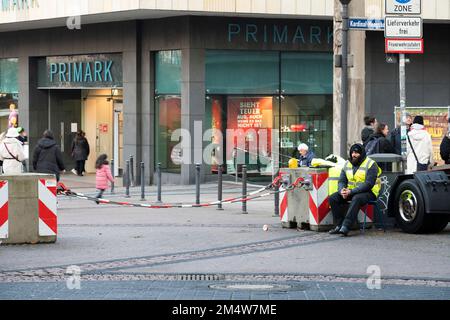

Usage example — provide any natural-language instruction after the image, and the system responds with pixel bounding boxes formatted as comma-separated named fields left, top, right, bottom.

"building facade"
left=0, top=0, right=449, bottom=184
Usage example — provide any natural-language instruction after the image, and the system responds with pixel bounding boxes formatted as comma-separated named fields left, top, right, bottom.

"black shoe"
left=328, top=226, right=341, bottom=235
left=339, top=226, right=350, bottom=237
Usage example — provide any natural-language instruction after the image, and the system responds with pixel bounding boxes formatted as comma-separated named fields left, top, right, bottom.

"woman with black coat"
left=367, top=123, right=395, bottom=171
left=32, top=130, right=65, bottom=181
left=71, top=130, right=90, bottom=176
left=440, top=134, right=450, bottom=165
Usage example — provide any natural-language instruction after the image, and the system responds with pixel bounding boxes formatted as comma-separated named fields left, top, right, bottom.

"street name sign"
left=385, top=16, right=422, bottom=38
left=385, top=38, right=423, bottom=54
left=349, top=18, right=384, bottom=31
left=386, top=0, right=421, bottom=15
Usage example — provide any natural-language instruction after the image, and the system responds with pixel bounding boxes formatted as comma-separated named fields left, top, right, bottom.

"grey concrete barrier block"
left=0, top=173, right=57, bottom=245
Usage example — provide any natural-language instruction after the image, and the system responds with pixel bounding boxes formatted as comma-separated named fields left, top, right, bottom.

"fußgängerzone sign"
left=37, top=54, right=123, bottom=89
left=386, top=0, right=421, bottom=15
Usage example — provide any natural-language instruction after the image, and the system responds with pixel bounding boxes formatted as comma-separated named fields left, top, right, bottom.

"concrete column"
left=141, top=49, right=153, bottom=185
left=333, top=0, right=367, bottom=156
left=180, top=48, right=206, bottom=185
left=123, top=22, right=142, bottom=182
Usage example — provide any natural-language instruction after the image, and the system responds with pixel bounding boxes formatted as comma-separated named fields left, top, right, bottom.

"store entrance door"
left=83, top=89, right=123, bottom=174
left=48, top=90, right=82, bottom=170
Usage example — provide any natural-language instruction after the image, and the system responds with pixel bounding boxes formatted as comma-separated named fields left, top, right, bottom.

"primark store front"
left=0, top=13, right=333, bottom=184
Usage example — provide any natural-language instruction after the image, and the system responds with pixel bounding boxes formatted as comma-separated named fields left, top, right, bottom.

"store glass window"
left=0, top=58, right=19, bottom=132
left=155, top=51, right=182, bottom=172
left=205, top=50, right=333, bottom=176
left=205, top=50, right=279, bottom=95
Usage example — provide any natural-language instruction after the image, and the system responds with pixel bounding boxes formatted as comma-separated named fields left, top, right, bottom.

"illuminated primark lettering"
left=1, top=0, right=39, bottom=11
left=49, top=61, right=114, bottom=83
left=228, top=23, right=333, bottom=45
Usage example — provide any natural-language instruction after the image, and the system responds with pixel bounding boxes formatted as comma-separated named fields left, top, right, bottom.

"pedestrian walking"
left=32, top=130, right=65, bottom=181
left=406, top=116, right=434, bottom=174
left=95, top=154, right=114, bottom=204
left=71, top=130, right=90, bottom=176
left=389, top=113, right=413, bottom=155
left=0, top=127, right=26, bottom=174
left=361, top=115, right=377, bottom=147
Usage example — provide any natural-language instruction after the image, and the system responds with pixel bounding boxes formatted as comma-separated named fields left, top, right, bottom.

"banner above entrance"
left=37, top=54, right=123, bottom=89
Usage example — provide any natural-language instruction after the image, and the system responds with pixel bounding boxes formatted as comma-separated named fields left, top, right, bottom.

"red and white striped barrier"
left=358, top=204, right=374, bottom=224
left=38, top=179, right=58, bottom=236
left=0, top=181, right=8, bottom=239
left=279, top=184, right=288, bottom=223
left=308, top=171, right=333, bottom=229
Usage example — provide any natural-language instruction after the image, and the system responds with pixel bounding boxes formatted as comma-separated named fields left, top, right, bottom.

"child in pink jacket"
left=95, top=154, right=114, bottom=204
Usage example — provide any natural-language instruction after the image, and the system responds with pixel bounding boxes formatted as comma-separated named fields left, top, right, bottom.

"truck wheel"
left=394, top=180, right=427, bottom=234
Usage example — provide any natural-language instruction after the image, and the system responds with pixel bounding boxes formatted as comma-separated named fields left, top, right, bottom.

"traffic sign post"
left=384, top=0, right=422, bottom=167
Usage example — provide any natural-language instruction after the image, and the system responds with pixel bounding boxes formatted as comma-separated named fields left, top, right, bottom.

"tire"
left=394, top=180, right=427, bottom=234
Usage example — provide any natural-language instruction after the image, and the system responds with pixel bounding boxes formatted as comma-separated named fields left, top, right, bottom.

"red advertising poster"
left=226, top=97, right=273, bottom=169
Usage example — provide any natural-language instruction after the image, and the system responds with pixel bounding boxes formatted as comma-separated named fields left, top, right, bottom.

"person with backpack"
left=365, top=123, right=395, bottom=171
left=406, top=116, right=434, bottom=174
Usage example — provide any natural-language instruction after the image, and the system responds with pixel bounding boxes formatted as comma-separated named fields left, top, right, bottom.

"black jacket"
left=33, top=138, right=65, bottom=176
left=389, top=127, right=402, bottom=155
left=368, top=133, right=395, bottom=154
left=440, top=136, right=450, bottom=164
left=71, top=137, right=90, bottom=161
left=361, top=127, right=374, bottom=147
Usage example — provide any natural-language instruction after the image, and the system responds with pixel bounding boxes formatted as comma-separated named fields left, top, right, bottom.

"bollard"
left=110, top=159, right=115, bottom=194
left=242, top=165, right=248, bottom=214
left=217, top=164, right=223, bottom=210
left=273, top=170, right=279, bottom=217
left=130, top=155, right=135, bottom=187
left=140, top=162, right=146, bottom=201
left=157, top=162, right=162, bottom=203
left=195, top=164, right=201, bottom=205
left=125, top=160, right=131, bottom=198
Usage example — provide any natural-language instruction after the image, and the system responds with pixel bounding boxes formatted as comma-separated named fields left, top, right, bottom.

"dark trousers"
left=96, top=189, right=105, bottom=199
left=76, top=160, right=86, bottom=175
left=329, top=191, right=376, bottom=229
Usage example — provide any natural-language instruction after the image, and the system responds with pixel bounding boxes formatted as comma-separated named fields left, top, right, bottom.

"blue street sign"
left=349, top=18, right=385, bottom=31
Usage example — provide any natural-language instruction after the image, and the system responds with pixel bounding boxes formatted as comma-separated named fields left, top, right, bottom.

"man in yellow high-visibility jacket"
left=328, top=143, right=381, bottom=236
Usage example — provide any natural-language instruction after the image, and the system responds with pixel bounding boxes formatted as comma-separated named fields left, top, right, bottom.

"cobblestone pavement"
left=1, top=183, right=450, bottom=300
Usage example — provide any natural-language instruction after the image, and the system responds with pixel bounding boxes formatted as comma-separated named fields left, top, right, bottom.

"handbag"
left=407, top=135, right=429, bottom=171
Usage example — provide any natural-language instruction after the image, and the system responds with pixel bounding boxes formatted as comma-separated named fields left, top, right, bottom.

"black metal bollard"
left=140, top=162, right=146, bottom=201
left=110, top=159, right=115, bottom=194
left=125, top=160, right=131, bottom=198
left=217, top=164, right=223, bottom=210
left=195, top=164, right=201, bottom=205
left=130, top=155, right=135, bottom=187
left=157, top=162, right=162, bottom=203
left=273, top=170, right=279, bottom=217
left=242, top=165, right=248, bottom=214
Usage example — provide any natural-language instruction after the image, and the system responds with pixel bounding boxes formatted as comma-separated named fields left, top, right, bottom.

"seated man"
left=328, top=143, right=381, bottom=236
left=297, top=143, right=315, bottom=167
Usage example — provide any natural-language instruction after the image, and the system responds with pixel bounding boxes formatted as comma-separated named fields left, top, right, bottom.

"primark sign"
left=37, top=54, right=123, bottom=89
left=1, top=0, right=39, bottom=11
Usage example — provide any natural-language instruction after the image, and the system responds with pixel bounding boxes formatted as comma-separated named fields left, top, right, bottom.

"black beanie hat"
left=413, top=115, right=424, bottom=125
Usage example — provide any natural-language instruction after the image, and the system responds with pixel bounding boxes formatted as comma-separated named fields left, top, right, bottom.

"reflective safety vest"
left=328, top=166, right=343, bottom=196
left=343, top=157, right=382, bottom=197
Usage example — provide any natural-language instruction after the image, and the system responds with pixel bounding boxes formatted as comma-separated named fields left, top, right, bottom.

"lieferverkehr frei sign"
left=385, top=16, right=422, bottom=38
left=1, top=0, right=39, bottom=11
left=37, top=54, right=123, bottom=89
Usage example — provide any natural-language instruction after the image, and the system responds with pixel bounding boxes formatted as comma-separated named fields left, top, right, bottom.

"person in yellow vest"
left=328, top=143, right=381, bottom=236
